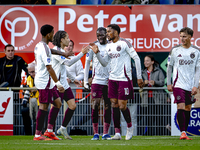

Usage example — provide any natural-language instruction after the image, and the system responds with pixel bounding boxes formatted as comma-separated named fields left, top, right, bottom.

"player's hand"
left=55, top=81, right=65, bottom=93
left=191, top=87, right=197, bottom=95
left=81, top=45, right=90, bottom=54
left=167, top=85, right=173, bottom=92
left=137, top=79, right=144, bottom=88
left=74, top=79, right=82, bottom=87
left=63, top=51, right=73, bottom=58
left=89, top=43, right=99, bottom=54
left=84, top=81, right=90, bottom=91
left=67, top=78, right=71, bottom=84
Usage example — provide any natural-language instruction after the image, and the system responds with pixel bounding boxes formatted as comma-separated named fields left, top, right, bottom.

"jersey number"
left=124, top=88, right=129, bottom=95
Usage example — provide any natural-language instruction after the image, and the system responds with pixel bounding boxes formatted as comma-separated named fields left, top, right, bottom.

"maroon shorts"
left=173, top=87, right=196, bottom=105
left=59, top=87, right=74, bottom=102
left=38, top=86, right=60, bottom=104
left=91, top=84, right=108, bottom=99
left=108, top=79, right=134, bottom=100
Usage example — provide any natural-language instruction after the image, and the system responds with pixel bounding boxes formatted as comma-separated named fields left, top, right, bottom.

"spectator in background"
left=64, top=40, right=84, bottom=87
left=0, top=44, right=29, bottom=135
left=0, top=44, right=29, bottom=88
left=21, top=62, right=39, bottom=135
left=140, top=55, right=165, bottom=135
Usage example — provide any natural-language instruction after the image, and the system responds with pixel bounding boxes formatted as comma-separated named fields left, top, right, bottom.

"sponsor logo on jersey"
left=47, top=58, right=51, bottom=63
left=92, top=92, right=96, bottom=97
left=61, top=56, right=65, bottom=59
left=177, top=54, right=182, bottom=57
left=116, top=46, right=121, bottom=51
left=190, top=53, right=195, bottom=59
left=179, top=59, right=194, bottom=65
left=109, top=53, right=120, bottom=59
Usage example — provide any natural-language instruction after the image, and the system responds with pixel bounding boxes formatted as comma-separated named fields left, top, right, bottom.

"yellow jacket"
left=26, top=75, right=39, bottom=106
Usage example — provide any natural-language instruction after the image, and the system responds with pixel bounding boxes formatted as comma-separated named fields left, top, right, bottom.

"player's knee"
left=92, top=102, right=100, bottom=110
left=119, top=105, right=126, bottom=111
left=111, top=102, right=118, bottom=108
left=69, top=103, right=76, bottom=110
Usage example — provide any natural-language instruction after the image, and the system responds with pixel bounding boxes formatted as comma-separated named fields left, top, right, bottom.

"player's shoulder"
left=169, top=44, right=182, bottom=55
left=191, top=45, right=200, bottom=52
left=119, top=38, right=132, bottom=48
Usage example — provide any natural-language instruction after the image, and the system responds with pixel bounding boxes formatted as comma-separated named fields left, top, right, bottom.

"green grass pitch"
left=0, top=135, right=200, bottom=150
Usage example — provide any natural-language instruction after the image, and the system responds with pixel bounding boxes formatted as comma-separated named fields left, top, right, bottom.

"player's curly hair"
left=97, top=27, right=106, bottom=33
left=52, top=31, right=67, bottom=48
left=107, top=24, right=120, bottom=35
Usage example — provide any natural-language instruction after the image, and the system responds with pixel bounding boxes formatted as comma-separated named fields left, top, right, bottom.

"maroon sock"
left=92, top=123, right=98, bottom=134
left=104, top=106, right=111, bottom=124
left=91, top=108, right=98, bottom=123
left=112, top=107, right=121, bottom=133
left=35, top=109, right=48, bottom=134
left=62, top=108, right=75, bottom=127
left=177, top=109, right=186, bottom=132
left=48, top=106, right=60, bottom=130
left=185, top=110, right=191, bottom=131
left=121, top=107, right=132, bottom=128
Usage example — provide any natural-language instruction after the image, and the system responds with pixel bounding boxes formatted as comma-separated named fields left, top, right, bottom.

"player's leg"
left=183, top=91, right=194, bottom=140
left=108, top=80, right=121, bottom=140
left=34, top=103, right=51, bottom=140
left=90, top=84, right=107, bottom=140
left=118, top=100, right=133, bottom=140
left=102, top=85, right=111, bottom=140
left=111, top=98, right=121, bottom=140
left=34, top=89, right=52, bottom=141
left=91, top=97, right=101, bottom=140
left=44, top=87, right=62, bottom=140
left=118, top=80, right=134, bottom=140
left=173, top=88, right=188, bottom=140
left=57, top=88, right=75, bottom=140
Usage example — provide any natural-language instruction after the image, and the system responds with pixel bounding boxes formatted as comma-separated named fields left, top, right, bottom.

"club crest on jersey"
left=190, top=53, right=195, bottom=59
left=116, top=46, right=121, bottom=51
left=86, top=53, right=89, bottom=57
left=177, top=95, right=181, bottom=100
left=47, top=58, right=51, bottom=63
left=61, top=56, right=65, bottom=59
left=92, top=92, right=96, bottom=97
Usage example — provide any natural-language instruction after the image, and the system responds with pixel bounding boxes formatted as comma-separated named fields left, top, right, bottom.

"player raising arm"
left=84, top=27, right=112, bottom=140
left=51, top=30, right=89, bottom=140
left=90, top=24, right=143, bottom=140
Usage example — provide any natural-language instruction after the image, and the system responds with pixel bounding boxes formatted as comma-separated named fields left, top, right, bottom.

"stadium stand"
left=80, top=0, right=102, bottom=4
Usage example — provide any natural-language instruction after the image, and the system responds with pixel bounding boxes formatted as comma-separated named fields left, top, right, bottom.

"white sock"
left=61, top=126, right=66, bottom=129
left=182, top=131, right=186, bottom=134
left=116, top=133, right=121, bottom=136
left=47, top=129, right=53, bottom=132
left=35, top=134, right=40, bottom=138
